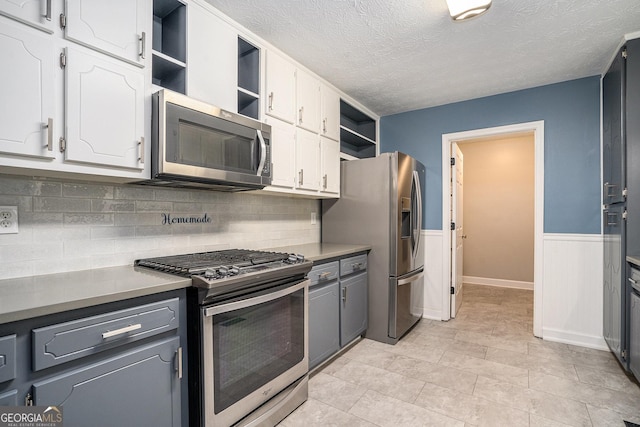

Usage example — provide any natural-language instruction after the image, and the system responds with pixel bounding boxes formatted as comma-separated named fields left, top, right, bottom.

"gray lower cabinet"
left=630, top=290, right=640, bottom=380
left=0, top=389, right=17, bottom=405
left=340, top=272, right=368, bottom=346
left=309, top=282, right=340, bottom=369
left=308, top=253, right=368, bottom=370
left=33, top=336, right=181, bottom=427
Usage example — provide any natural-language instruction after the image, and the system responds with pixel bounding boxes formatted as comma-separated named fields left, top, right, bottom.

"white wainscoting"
left=463, top=276, right=534, bottom=290
left=542, top=233, right=607, bottom=350
left=424, top=230, right=606, bottom=350
left=423, top=230, right=444, bottom=320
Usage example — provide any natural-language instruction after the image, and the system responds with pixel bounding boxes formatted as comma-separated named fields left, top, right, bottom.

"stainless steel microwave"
left=144, top=89, right=271, bottom=191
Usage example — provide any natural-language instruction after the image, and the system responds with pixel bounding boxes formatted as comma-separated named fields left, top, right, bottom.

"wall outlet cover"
left=0, top=206, right=18, bottom=234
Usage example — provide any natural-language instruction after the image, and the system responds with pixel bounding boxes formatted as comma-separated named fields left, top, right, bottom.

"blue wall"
left=380, top=76, right=601, bottom=233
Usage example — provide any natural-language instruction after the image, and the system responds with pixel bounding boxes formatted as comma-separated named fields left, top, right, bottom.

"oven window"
left=212, top=288, right=305, bottom=414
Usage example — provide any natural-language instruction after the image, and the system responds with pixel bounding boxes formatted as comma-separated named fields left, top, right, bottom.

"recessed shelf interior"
left=153, top=0, right=186, bottom=93
left=340, top=100, right=376, bottom=159
left=238, top=37, right=259, bottom=119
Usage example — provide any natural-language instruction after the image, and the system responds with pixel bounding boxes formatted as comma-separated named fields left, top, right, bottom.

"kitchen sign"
left=161, top=213, right=212, bottom=225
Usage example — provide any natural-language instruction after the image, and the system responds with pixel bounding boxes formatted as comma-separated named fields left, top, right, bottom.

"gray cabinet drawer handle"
left=319, top=271, right=331, bottom=279
left=629, top=277, right=638, bottom=285
left=352, top=262, right=363, bottom=270
left=102, top=323, right=142, bottom=339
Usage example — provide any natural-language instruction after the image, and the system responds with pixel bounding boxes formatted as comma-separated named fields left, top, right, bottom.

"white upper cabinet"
left=187, top=1, right=236, bottom=111
left=265, top=50, right=296, bottom=124
left=0, top=0, right=55, bottom=33
left=295, top=128, right=320, bottom=191
left=296, top=68, right=321, bottom=133
left=0, top=19, right=56, bottom=159
left=320, top=136, right=340, bottom=194
left=64, top=47, right=145, bottom=170
left=321, top=84, right=340, bottom=142
left=264, top=116, right=295, bottom=189
left=63, top=0, right=148, bottom=67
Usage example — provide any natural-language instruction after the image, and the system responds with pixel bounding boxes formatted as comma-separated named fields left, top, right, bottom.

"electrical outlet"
left=0, top=206, right=18, bottom=234
left=310, top=212, right=317, bottom=225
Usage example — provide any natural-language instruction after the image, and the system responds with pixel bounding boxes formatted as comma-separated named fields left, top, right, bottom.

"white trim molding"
left=542, top=233, right=606, bottom=350
left=441, top=121, right=544, bottom=338
left=463, top=276, right=534, bottom=290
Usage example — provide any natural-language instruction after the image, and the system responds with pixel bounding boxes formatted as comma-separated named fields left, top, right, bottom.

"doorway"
left=441, top=121, right=544, bottom=337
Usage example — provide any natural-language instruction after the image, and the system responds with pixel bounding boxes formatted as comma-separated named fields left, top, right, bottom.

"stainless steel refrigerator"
left=322, top=152, right=425, bottom=344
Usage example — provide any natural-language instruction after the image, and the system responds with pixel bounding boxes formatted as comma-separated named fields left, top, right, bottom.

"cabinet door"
left=340, top=272, right=368, bottom=347
left=295, top=128, right=320, bottom=191
left=321, top=84, right=340, bottom=141
left=630, top=291, right=640, bottom=380
left=309, top=281, right=340, bottom=369
left=0, top=19, right=56, bottom=159
left=64, top=0, right=147, bottom=66
left=320, top=136, right=340, bottom=194
left=187, top=2, right=236, bottom=112
left=296, top=68, right=320, bottom=133
left=0, top=0, right=55, bottom=33
left=33, top=337, right=181, bottom=427
left=64, top=47, right=145, bottom=170
left=265, top=116, right=295, bottom=188
left=265, top=50, right=295, bottom=123
left=602, top=48, right=625, bottom=205
left=603, top=204, right=626, bottom=365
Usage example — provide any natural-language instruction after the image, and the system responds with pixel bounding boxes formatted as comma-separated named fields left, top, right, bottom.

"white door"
left=264, top=116, right=295, bottom=188
left=265, top=50, right=296, bottom=124
left=0, top=20, right=56, bottom=159
left=451, top=143, right=464, bottom=317
left=295, top=128, right=320, bottom=191
left=0, top=0, right=55, bottom=33
left=64, top=0, right=147, bottom=66
left=65, top=47, right=145, bottom=170
left=320, top=136, right=340, bottom=194
left=296, top=68, right=320, bottom=133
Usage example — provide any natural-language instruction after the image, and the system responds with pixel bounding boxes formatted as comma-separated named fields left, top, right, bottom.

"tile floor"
left=279, top=284, right=640, bottom=426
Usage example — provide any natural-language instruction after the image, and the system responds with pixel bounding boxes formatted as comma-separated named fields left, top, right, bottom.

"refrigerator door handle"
left=412, top=170, right=423, bottom=261
left=397, top=270, right=424, bottom=286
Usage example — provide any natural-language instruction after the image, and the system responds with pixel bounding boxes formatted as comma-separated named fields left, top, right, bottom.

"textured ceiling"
left=205, top=0, right=640, bottom=116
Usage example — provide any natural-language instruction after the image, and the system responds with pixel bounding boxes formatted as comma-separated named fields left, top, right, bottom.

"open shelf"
left=153, top=0, right=186, bottom=93
left=340, top=100, right=376, bottom=159
left=237, top=37, right=259, bottom=119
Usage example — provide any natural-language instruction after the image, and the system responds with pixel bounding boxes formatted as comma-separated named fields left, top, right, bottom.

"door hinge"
left=59, top=137, right=66, bottom=152
left=59, top=52, right=66, bottom=68
left=450, top=286, right=455, bottom=294
left=623, top=188, right=628, bottom=197
left=622, top=48, right=627, bottom=59
left=451, top=157, right=455, bottom=166
left=450, top=222, right=455, bottom=230
left=623, top=210, right=628, bottom=220
left=25, top=392, right=33, bottom=406
left=622, top=349, right=628, bottom=360
left=59, top=13, right=66, bottom=29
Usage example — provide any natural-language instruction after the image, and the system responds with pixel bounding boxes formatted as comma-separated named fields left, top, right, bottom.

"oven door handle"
left=204, top=279, right=307, bottom=317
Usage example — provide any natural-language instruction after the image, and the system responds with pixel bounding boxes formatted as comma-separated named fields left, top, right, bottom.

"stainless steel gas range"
left=135, top=249, right=312, bottom=427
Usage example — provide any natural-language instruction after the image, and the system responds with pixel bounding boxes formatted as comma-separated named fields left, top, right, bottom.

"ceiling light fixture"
left=445, top=0, right=492, bottom=21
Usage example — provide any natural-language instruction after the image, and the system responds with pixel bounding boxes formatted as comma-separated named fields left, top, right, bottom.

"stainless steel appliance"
left=322, top=152, right=425, bottom=344
left=141, top=89, right=272, bottom=191
left=135, top=249, right=312, bottom=427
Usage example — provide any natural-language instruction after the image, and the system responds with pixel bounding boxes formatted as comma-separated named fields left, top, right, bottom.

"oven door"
left=201, top=278, right=308, bottom=427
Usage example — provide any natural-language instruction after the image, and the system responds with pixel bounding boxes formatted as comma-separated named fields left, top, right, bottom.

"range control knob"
left=204, top=268, right=217, bottom=278
left=229, top=266, right=240, bottom=275
left=287, top=254, right=298, bottom=263
left=217, top=266, right=229, bottom=276
left=295, top=254, right=305, bottom=262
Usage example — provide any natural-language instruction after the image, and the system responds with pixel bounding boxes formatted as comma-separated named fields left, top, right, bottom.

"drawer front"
left=33, top=298, right=179, bottom=371
left=630, top=291, right=640, bottom=380
left=0, top=389, right=17, bottom=406
left=340, top=254, right=367, bottom=277
left=308, top=261, right=339, bottom=287
left=0, top=334, right=16, bottom=383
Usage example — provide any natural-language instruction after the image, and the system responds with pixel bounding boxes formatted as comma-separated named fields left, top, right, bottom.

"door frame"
left=441, top=121, right=544, bottom=337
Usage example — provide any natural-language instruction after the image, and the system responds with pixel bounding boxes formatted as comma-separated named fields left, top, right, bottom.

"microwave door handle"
left=257, top=130, right=267, bottom=175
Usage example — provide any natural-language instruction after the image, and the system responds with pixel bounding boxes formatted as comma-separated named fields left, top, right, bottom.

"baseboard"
left=463, top=275, right=534, bottom=290
left=542, top=327, right=609, bottom=351
left=422, top=308, right=443, bottom=321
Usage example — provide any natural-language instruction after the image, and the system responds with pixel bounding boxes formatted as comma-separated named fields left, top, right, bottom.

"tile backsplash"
left=0, top=174, right=321, bottom=280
